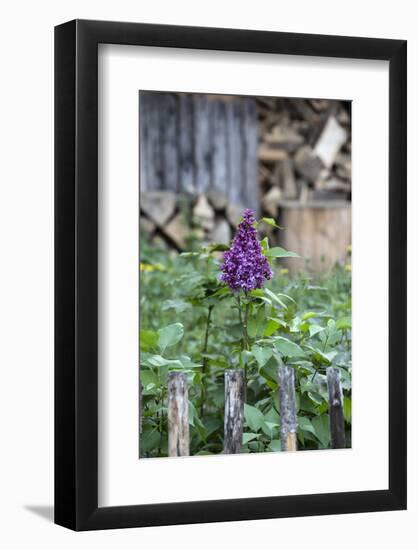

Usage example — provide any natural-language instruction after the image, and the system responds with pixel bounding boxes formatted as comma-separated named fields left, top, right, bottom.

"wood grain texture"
left=279, top=202, right=351, bottom=272
left=161, top=93, right=179, bottom=191
left=278, top=366, right=298, bottom=452
left=178, top=94, right=195, bottom=193
left=167, top=371, right=190, bottom=457
left=139, top=92, right=258, bottom=211
left=224, top=369, right=245, bottom=454
left=326, top=367, right=346, bottom=449
left=194, top=95, right=212, bottom=193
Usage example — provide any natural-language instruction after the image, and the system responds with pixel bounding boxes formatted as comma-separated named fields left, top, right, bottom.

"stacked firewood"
left=140, top=96, right=352, bottom=253
left=257, top=97, right=351, bottom=218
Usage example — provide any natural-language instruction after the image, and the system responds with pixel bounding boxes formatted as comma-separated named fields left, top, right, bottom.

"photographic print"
left=139, top=91, right=352, bottom=459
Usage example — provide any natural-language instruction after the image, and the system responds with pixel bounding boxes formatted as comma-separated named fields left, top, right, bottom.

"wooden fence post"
left=167, top=371, right=190, bottom=457
left=224, top=369, right=245, bottom=454
left=278, top=366, right=297, bottom=451
left=326, top=367, right=346, bottom=449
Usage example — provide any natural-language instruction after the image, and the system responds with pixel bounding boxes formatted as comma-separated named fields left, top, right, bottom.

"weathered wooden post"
left=224, top=369, right=245, bottom=454
left=167, top=371, right=190, bottom=457
left=326, top=367, right=346, bottom=449
left=278, top=366, right=297, bottom=451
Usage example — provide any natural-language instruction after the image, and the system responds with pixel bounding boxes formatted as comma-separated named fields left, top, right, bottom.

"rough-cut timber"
left=224, top=369, right=245, bottom=454
left=279, top=201, right=351, bottom=272
left=167, top=372, right=190, bottom=457
left=278, top=366, right=297, bottom=451
left=326, top=367, right=346, bottom=449
left=139, top=91, right=259, bottom=213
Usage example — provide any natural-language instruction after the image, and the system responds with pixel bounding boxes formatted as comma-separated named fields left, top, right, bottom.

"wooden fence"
left=156, top=366, right=346, bottom=457
left=139, top=92, right=259, bottom=212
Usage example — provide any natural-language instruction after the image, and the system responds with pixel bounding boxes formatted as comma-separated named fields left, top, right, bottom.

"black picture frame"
left=55, top=19, right=407, bottom=531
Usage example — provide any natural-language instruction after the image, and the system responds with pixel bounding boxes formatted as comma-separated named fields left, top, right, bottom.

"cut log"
left=163, top=213, right=188, bottom=249
left=281, top=158, right=298, bottom=199
left=209, top=218, right=231, bottom=244
left=279, top=201, right=351, bottom=272
left=139, top=215, right=156, bottom=237
left=140, top=191, right=176, bottom=227
left=226, top=203, right=245, bottom=227
left=258, top=145, right=288, bottom=163
left=314, top=115, right=348, bottom=168
left=193, top=194, right=215, bottom=231
left=264, top=126, right=304, bottom=151
left=207, top=189, right=228, bottom=211
left=289, top=98, right=319, bottom=124
left=294, top=146, right=323, bottom=184
left=262, top=186, right=282, bottom=217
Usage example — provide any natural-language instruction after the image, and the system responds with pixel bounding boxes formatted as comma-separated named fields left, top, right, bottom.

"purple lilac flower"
left=220, top=209, right=273, bottom=292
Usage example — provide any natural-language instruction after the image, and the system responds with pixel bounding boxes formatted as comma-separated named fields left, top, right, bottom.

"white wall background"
left=0, top=1, right=414, bottom=548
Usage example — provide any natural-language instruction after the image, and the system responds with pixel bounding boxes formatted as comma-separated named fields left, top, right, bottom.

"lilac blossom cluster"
left=220, top=209, right=273, bottom=292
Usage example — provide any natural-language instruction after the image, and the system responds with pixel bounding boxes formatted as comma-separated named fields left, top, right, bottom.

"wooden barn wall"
left=139, top=92, right=259, bottom=212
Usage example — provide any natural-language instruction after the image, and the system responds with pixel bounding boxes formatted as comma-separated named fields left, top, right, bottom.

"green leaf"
left=264, top=317, right=287, bottom=337
left=140, top=428, right=161, bottom=453
left=188, top=401, right=206, bottom=440
left=264, top=407, right=280, bottom=424
left=141, top=354, right=183, bottom=369
left=264, top=247, right=299, bottom=259
left=298, top=416, right=316, bottom=436
left=269, top=440, right=281, bottom=452
left=311, top=415, right=330, bottom=448
left=161, top=299, right=191, bottom=313
left=264, top=288, right=287, bottom=309
left=344, top=396, right=352, bottom=424
left=244, top=404, right=265, bottom=432
left=140, top=329, right=159, bottom=352
left=302, top=311, right=323, bottom=321
left=261, top=421, right=279, bottom=437
left=305, top=345, right=335, bottom=365
left=248, top=305, right=267, bottom=339
left=336, top=316, right=352, bottom=330
left=157, top=323, right=184, bottom=353
left=242, top=432, right=260, bottom=444
left=206, top=243, right=230, bottom=252
left=179, top=355, right=201, bottom=369
left=274, top=336, right=305, bottom=358
left=140, top=370, right=160, bottom=394
left=309, top=324, right=326, bottom=338
left=260, top=236, right=269, bottom=252
left=252, top=345, right=274, bottom=368
left=260, top=217, right=283, bottom=229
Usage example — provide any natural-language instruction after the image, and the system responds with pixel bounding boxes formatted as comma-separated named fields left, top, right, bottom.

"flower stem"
left=243, top=292, right=250, bottom=352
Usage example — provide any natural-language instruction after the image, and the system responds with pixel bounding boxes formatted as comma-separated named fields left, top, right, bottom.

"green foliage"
left=139, top=237, right=352, bottom=457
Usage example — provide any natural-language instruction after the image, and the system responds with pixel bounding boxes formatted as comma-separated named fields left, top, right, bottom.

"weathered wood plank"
left=212, top=100, right=229, bottom=193
left=279, top=203, right=351, bottom=272
left=194, top=96, right=212, bottom=193
left=147, top=92, right=163, bottom=190
left=167, top=371, right=190, bottom=457
left=326, top=367, right=346, bottom=449
left=178, top=94, right=195, bottom=193
left=160, top=93, right=178, bottom=191
left=224, top=369, right=245, bottom=454
left=278, top=366, right=297, bottom=451
left=226, top=100, right=243, bottom=203
left=242, top=98, right=259, bottom=214
left=139, top=91, right=149, bottom=191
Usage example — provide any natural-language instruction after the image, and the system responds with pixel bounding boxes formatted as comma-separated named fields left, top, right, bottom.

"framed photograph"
left=55, top=19, right=407, bottom=530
